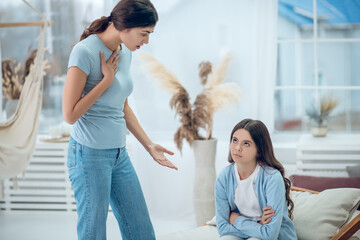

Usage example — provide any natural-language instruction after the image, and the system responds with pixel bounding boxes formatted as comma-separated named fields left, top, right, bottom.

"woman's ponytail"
left=80, top=16, right=111, bottom=41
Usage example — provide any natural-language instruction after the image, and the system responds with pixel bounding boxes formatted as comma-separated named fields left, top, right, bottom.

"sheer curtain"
left=129, top=0, right=278, bottom=224
left=250, top=0, right=278, bottom=132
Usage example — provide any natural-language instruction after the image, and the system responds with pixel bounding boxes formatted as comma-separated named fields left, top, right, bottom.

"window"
left=275, top=0, right=360, bottom=132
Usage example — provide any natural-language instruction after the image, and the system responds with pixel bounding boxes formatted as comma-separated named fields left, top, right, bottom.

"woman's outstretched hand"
left=148, top=143, right=178, bottom=170
left=259, top=206, right=275, bottom=225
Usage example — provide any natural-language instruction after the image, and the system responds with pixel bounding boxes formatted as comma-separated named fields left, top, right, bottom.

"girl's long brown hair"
left=228, top=118, right=294, bottom=219
left=80, top=0, right=158, bottom=41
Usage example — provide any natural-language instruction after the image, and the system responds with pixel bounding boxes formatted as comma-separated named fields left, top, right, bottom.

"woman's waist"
left=70, top=125, right=127, bottom=149
left=72, top=119, right=127, bottom=140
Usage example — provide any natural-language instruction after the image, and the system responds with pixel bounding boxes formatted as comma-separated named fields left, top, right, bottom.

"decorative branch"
left=205, top=52, right=232, bottom=89
left=2, top=60, right=23, bottom=100
left=306, top=94, right=339, bottom=122
left=140, top=52, right=242, bottom=151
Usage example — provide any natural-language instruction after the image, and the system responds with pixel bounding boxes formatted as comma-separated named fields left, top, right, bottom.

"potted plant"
left=140, top=52, right=241, bottom=226
left=306, top=94, right=339, bottom=137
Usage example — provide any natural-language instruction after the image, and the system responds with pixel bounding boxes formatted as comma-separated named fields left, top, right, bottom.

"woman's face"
left=120, top=25, right=155, bottom=51
left=230, top=129, right=257, bottom=165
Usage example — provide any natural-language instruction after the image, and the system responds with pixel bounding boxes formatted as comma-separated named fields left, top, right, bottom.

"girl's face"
left=120, top=25, right=155, bottom=51
left=230, top=129, right=258, bottom=165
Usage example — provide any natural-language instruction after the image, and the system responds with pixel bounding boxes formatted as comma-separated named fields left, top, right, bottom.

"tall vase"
left=192, top=138, right=217, bottom=226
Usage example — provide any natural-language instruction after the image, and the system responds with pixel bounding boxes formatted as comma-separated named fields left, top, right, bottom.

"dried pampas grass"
left=2, top=60, right=23, bottom=100
left=320, top=94, right=339, bottom=116
left=306, top=94, right=340, bottom=122
left=2, top=48, right=49, bottom=100
left=205, top=52, right=232, bottom=89
left=198, top=61, right=212, bottom=85
left=208, top=83, right=241, bottom=113
left=193, top=93, right=212, bottom=129
left=22, top=49, right=38, bottom=83
left=170, top=88, right=191, bottom=115
left=140, top=51, right=242, bottom=152
left=139, top=52, right=182, bottom=95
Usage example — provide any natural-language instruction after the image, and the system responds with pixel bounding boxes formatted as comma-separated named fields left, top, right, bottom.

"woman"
left=215, top=119, right=297, bottom=240
left=62, top=0, right=177, bottom=239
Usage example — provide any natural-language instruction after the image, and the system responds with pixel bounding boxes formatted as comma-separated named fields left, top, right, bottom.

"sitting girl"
left=215, top=119, right=297, bottom=240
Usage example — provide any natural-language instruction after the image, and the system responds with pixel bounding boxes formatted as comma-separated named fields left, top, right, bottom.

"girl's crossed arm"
left=229, top=207, right=275, bottom=226
left=215, top=173, right=249, bottom=239
left=231, top=172, right=286, bottom=240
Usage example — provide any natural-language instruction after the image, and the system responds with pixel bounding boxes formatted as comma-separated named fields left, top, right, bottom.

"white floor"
left=0, top=211, right=196, bottom=240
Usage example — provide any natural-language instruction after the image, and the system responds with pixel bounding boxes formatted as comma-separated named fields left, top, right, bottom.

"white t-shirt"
left=234, top=164, right=262, bottom=221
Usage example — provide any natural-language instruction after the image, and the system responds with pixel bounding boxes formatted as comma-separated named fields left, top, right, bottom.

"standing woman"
left=62, top=0, right=177, bottom=239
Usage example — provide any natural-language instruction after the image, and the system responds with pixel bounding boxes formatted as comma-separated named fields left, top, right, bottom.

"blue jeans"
left=67, top=137, right=155, bottom=240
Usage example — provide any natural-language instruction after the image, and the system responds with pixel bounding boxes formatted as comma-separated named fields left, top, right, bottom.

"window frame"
left=275, top=0, right=360, bottom=133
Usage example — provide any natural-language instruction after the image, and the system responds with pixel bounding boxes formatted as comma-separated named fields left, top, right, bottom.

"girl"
left=62, top=0, right=177, bottom=239
left=215, top=119, right=297, bottom=240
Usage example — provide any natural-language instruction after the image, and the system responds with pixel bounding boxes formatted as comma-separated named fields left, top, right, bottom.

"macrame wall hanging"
left=0, top=0, right=53, bottom=198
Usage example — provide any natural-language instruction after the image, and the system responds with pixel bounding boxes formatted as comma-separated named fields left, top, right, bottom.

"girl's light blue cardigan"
left=215, top=164, right=298, bottom=240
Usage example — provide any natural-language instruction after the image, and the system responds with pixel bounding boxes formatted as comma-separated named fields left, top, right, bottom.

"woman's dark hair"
left=80, top=0, right=158, bottom=41
left=228, top=118, right=294, bottom=219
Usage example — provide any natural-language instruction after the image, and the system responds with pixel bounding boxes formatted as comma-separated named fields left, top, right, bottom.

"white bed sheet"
left=157, top=225, right=219, bottom=240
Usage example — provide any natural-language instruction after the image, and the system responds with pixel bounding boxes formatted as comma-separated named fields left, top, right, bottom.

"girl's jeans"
left=67, top=137, right=155, bottom=240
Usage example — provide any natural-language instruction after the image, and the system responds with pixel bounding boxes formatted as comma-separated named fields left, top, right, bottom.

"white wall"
left=130, top=0, right=265, bottom=141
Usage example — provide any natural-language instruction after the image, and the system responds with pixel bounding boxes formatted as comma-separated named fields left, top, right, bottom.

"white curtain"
left=250, top=0, right=278, bottom=132
left=129, top=0, right=279, bottom=224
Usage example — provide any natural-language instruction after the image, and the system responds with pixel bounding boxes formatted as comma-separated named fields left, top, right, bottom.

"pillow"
left=347, top=165, right=360, bottom=177
left=291, top=188, right=360, bottom=240
left=206, top=215, right=216, bottom=226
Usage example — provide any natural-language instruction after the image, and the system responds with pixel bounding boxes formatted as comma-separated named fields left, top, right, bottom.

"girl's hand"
left=229, top=212, right=240, bottom=225
left=100, top=50, right=120, bottom=87
left=148, top=143, right=178, bottom=170
left=259, top=206, right=275, bottom=225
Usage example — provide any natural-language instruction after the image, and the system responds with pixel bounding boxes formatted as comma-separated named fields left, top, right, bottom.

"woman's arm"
left=62, top=51, right=119, bottom=124
left=123, top=99, right=177, bottom=170
left=231, top=172, right=285, bottom=240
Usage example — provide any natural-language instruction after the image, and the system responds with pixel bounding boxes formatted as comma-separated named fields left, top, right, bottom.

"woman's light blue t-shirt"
left=67, top=34, right=133, bottom=149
